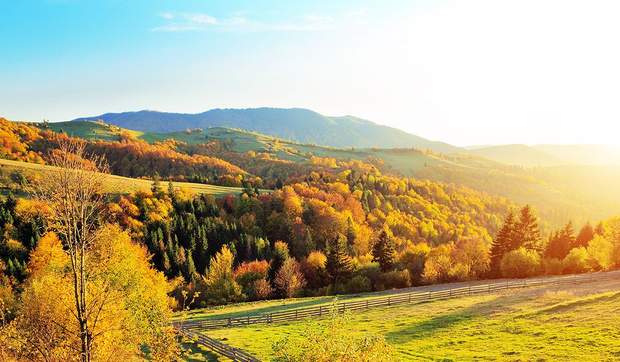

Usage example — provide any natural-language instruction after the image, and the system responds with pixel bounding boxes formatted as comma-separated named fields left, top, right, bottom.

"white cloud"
left=152, top=11, right=335, bottom=33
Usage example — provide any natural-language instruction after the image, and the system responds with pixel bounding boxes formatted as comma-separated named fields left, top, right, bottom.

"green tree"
left=372, top=230, right=396, bottom=272
left=513, top=205, right=541, bottom=252
left=326, top=234, right=354, bottom=284
left=489, top=211, right=515, bottom=275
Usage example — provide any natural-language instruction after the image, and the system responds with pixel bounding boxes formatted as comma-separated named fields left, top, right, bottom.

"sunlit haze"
left=2, top=0, right=620, bottom=146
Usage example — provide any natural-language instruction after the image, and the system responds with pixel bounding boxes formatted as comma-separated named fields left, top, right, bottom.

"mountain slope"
left=467, top=144, right=563, bottom=167
left=71, top=108, right=461, bottom=153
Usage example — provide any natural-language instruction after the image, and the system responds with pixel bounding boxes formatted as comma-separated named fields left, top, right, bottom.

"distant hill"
left=467, top=144, right=620, bottom=167
left=70, top=108, right=461, bottom=153
left=467, top=144, right=563, bottom=167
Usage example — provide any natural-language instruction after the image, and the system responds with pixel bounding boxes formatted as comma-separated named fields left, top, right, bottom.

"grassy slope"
left=0, top=158, right=244, bottom=196
left=195, top=279, right=620, bottom=361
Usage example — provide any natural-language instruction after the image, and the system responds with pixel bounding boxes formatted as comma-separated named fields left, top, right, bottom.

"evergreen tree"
left=326, top=234, right=353, bottom=283
left=514, top=205, right=541, bottom=252
left=372, top=230, right=396, bottom=272
left=544, top=222, right=575, bottom=260
left=489, top=211, right=516, bottom=275
left=151, top=173, right=162, bottom=195
left=575, top=222, right=595, bottom=248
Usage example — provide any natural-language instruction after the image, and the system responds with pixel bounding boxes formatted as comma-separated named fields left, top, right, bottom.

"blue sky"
left=2, top=0, right=620, bottom=146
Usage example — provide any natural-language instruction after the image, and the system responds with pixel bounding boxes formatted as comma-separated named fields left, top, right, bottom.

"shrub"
left=272, top=312, right=396, bottom=362
left=375, top=270, right=411, bottom=290
left=562, top=247, right=591, bottom=274
left=341, top=275, right=372, bottom=294
left=234, top=260, right=270, bottom=299
left=542, top=258, right=564, bottom=275
left=448, top=263, right=471, bottom=282
left=398, top=243, right=429, bottom=285
left=500, top=248, right=541, bottom=278
left=586, top=236, right=614, bottom=271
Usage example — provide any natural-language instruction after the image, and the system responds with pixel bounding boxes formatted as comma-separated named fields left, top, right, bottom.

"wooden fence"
left=180, top=270, right=620, bottom=332
left=179, top=328, right=260, bottom=362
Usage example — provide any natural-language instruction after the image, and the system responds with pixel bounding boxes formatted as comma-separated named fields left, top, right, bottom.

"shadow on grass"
left=384, top=289, right=540, bottom=346
left=530, top=291, right=620, bottom=316
left=180, top=339, right=222, bottom=362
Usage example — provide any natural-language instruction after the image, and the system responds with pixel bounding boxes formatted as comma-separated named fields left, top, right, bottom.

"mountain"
left=532, top=145, right=620, bottom=166
left=70, top=108, right=461, bottom=153
left=467, top=144, right=620, bottom=167
left=467, top=144, right=563, bottom=167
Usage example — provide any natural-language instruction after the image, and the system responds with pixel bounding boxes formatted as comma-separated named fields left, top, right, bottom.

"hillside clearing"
left=191, top=277, right=620, bottom=361
left=0, top=158, right=246, bottom=196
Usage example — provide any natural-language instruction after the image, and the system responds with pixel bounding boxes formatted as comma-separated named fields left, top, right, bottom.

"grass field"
left=0, top=158, right=245, bottom=197
left=187, top=278, right=620, bottom=361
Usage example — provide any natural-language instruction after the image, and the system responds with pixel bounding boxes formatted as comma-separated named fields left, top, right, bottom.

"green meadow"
left=185, top=279, right=620, bottom=361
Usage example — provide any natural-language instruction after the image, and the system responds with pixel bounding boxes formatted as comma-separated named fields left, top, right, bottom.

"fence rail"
left=179, top=328, right=260, bottom=362
left=180, top=270, right=620, bottom=331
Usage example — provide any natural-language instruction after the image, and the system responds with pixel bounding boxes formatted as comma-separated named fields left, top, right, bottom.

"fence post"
left=468, top=286, right=471, bottom=295
left=366, top=300, right=369, bottom=309
left=488, top=284, right=491, bottom=293
left=388, top=297, right=391, bottom=306
left=228, top=318, right=232, bottom=327
left=408, top=294, right=411, bottom=303
left=295, top=310, right=298, bottom=320
left=449, top=289, right=452, bottom=297
left=428, top=291, right=431, bottom=300
left=319, top=306, right=322, bottom=317
left=247, top=316, right=250, bottom=325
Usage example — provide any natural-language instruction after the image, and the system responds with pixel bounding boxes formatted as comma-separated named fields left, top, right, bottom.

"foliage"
left=562, top=247, right=591, bottom=274
left=274, top=258, right=306, bottom=298
left=201, top=245, right=242, bottom=304
left=500, top=248, right=541, bottom=278
left=272, top=312, right=396, bottom=362
left=372, top=230, right=396, bottom=272
left=6, top=227, right=177, bottom=361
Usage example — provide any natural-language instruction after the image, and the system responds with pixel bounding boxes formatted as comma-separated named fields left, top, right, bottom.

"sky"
left=1, top=0, right=620, bottom=146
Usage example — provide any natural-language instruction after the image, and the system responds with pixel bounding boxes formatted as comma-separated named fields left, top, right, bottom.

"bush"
left=375, top=270, right=411, bottom=291
left=586, top=236, right=614, bottom=271
left=542, top=258, right=564, bottom=275
left=272, top=312, right=396, bottom=362
left=500, top=248, right=541, bottom=278
left=562, top=247, right=591, bottom=274
left=447, top=263, right=471, bottom=282
left=341, top=275, right=372, bottom=294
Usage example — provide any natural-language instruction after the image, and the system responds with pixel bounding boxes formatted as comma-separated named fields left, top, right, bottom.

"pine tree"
left=575, top=222, right=595, bottom=248
left=514, top=205, right=541, bottom=252
left=544, top=222, right=575, bottom=260
left=489, top=211, right=516, bottom=275
left=372, top=230, right=396, bottom=272
left=326, top=234, right=353, bottom=283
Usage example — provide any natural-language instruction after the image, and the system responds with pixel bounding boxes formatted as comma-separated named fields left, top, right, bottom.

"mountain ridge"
left=71, top=107, right=461, bottom=153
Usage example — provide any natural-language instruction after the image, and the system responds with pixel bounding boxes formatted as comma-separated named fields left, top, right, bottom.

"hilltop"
left=70, top=107, right=461, bottom=153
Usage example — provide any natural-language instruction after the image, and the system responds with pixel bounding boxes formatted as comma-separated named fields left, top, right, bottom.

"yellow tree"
left=32, top=139, right=108, bottom=361
left=11, top=227, right=177, bottom=361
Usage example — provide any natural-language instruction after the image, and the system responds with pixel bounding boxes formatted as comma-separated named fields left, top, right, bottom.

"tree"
left=372, top=230, right=396, bottom=272
left=514, top=205, right=541, bottom=252
left=544, top=222, right=576, bottom=260
left=269, top=241, right=290, bottom=283
left=203, top=245, right=242, bottom=304
left=489, top=211, right=516, bottom=275
left=326, top=234, right=354, bottom=284
left=575, top=222, right=595, bottom=248
left=32, top=139, right=109, bottom=362
left=500, top=247, right=541, bottom=278
left=10, top=227, right=177, bottom=361
left=274, top=258, right=306, bottom=298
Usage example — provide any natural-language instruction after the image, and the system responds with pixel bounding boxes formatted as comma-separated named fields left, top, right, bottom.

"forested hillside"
left=43, top=120, right=620, bottom=227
